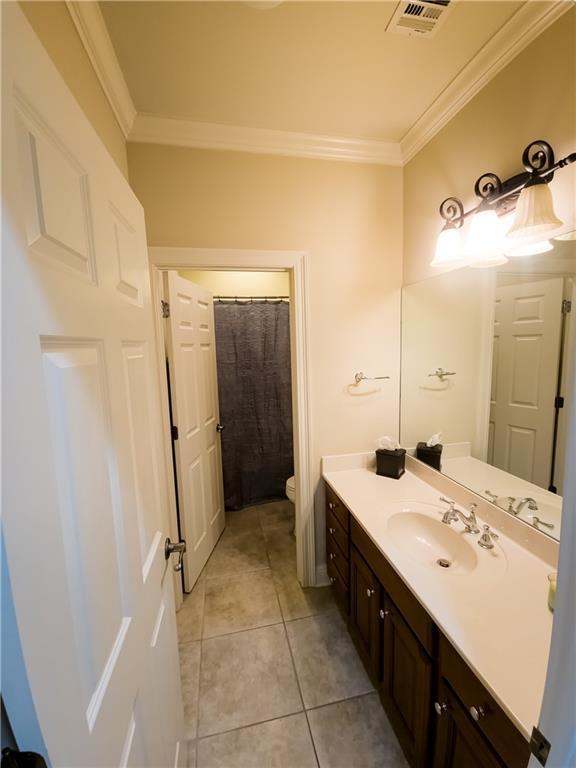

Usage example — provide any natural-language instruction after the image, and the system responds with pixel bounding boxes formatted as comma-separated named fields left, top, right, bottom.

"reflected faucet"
left=514, top=497, right=539, bottom=515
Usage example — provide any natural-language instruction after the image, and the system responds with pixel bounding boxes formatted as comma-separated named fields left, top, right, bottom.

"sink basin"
left=386, top=503, right=478, bottom=572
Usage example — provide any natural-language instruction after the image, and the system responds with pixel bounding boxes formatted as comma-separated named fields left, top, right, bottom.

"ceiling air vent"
left=386, top=0, right=453, bottom=38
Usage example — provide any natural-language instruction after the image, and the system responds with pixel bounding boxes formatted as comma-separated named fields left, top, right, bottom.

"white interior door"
left=2, top=6, right=184, bottom=766
left=165, top=273, right=226, bottom=591
left=490, top=277, right=563, bottom=488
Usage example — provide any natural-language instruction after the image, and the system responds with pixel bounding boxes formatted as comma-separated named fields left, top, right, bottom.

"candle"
left=548, top=573, right=557, bottom=612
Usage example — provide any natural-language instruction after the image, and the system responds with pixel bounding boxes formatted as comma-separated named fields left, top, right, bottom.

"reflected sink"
left=386, top=502, right=478, bottom=572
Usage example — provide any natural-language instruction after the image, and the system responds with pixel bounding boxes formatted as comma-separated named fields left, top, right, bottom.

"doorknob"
left=216, top=423, right=225, bottom=433
left=165, top=538, right=186, bottom=571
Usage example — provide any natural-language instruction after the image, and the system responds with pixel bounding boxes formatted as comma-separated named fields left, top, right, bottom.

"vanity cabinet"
left=324, top=481, right=530, bottom=768
left=380, top=594, right=433, bottom=768
left=432, top=680, right=505, bottom=768
left=325, top=484, right=350, bottom=614
left=349, top=546, right=381, bottom=679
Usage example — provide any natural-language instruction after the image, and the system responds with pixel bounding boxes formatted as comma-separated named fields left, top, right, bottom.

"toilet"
left=285, top=475, right=296, bottom=504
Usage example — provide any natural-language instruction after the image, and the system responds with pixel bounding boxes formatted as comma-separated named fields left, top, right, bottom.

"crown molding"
left=400, top=0, right=571, bottom=164
left=65, top=1, right=136, bottom=137
left=129, top=115, right=403, bottom=165
left=70, top=0, right=569, bottom=165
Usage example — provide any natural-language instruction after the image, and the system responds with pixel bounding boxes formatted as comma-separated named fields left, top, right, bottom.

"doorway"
left=150, top=248, right=316, bottom=596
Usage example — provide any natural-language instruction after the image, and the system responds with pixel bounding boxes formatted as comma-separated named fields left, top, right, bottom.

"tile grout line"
left=263, top=504, right=321, bottom=767
left=202, top=618, right=285, bottom=642
left=280, top=612, right=321, bottom=768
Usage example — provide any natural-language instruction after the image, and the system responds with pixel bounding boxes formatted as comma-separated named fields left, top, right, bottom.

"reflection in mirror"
left=401, top=239, right=575, bottom=542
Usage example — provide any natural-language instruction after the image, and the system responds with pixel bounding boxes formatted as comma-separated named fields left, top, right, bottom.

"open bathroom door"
left=164, top=272, right=226, bottom=591
left=2, top=5, right=185, bottom=765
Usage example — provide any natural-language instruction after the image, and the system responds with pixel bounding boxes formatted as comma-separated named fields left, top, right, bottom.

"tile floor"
left=176, top=500, right=408, bottom=768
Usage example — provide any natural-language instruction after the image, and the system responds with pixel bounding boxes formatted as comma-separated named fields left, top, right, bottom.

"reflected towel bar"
left=428, top=368, right=456, bottom=381
left=354, top=371, right=390, bottom=385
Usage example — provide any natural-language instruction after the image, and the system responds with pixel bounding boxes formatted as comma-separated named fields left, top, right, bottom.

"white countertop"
left=322, top=463, right=554, bottom=741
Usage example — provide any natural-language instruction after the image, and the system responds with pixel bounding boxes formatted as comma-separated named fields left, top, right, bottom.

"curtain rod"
left=213, top=295, right=289, bottom=301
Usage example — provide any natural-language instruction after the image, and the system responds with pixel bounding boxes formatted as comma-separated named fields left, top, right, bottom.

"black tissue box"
left=376, top=448, right=406, bottom=479
left=416, top=442, right=443, bottom=471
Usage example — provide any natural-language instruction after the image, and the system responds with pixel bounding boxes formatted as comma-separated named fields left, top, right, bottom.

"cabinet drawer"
left=351, top=517, right=435, bottom=656
left=327, top=558, right=349, bottom=615
left=327, top=536, right=349, bottom=586
left=439, top=635, right=530, bottom=768
left=326, top=506, right=349, bottom=560
left=325, top=484, right=349, bottom=532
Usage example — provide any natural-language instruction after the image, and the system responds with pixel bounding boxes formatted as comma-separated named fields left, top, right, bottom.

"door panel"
left=490, top=278, right=563, bottom=487
left=380, top=597, right=432, bottom=768
left=166, top=272, right=225, bottom=590
left=350, top=546, right=380, bottom=680
left=2, top=6, right=184, bottom=765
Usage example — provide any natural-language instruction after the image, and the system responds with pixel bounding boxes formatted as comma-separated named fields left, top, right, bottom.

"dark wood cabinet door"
left=380, top=596, right=432, bottom=768
left=350, top=546, right=381, bottom=681
left=433, top=680, right=505, bottom=768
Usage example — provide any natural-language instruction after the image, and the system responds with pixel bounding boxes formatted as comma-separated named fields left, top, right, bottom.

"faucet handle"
left=468, top=502, right=478, bottom=513
left=506, top=497, right=517, bottom=513
left=440, top=497, right=455, bottom=509
left=478, top=524, right=499, bottom=550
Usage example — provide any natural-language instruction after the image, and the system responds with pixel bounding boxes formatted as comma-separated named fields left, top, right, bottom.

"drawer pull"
left=470, top=705, right=486, bottom=721
left=366, top=588, right=375, bottom=597
left=329, top=552, right=336, bottom=560
left=434, top=702, right=448, bottom=716
left=329, top=576, right=336, bottom=584
left=328, top=527, right=336, bottom=535
left=328, top=502, right=336, bottom=511
left=379, top=608, right=390, bottom=619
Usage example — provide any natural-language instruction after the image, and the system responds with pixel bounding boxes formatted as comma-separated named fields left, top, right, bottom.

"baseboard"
left=315, top=564, right=330, bottom=587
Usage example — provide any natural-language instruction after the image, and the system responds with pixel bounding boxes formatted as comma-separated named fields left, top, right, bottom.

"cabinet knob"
left=328, top=502, right=336, bottom=511
left=469, top=705, right=486, bottom=721
left=329, top=576, right=336, bottom=584
left=379, top=608, right=390, bottom=619
left=329, top=552, right=336, bottom=560
left=329, top=527, right=336, bottom=535
left=366, top=588, right=375, bottom=597
left=434, top=702, right=448, bottom=716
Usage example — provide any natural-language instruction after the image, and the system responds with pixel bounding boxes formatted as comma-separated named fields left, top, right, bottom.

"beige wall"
left=404, top=10, right=576, bottom=286
left=129, top=144, right=403, bottom=560
left=19, top=1, right=128, bottom=177
left=179, top=270, right=290, bottom=297
left=401, top=268, right=494, bottom=458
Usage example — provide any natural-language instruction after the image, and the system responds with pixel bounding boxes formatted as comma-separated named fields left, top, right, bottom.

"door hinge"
left=554, top=395, right=564, bottom=409
left=171, top=425, right=179, bottom=441
left=562, top=299, right=572, bottom=314
left=530, top=726, right=551, bottom=766
left=161, top=300, right=170, bottom=318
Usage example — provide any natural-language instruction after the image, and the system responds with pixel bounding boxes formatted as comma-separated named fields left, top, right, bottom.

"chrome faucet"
left=456, top=503, right=480, bottom=534
left=439, top=498, right=480, bottom=533
left=514, top=497, right=539, bottom=515
left=478, top=524, right=499, bottom=550
left=439, top=497, right=459, bottom=524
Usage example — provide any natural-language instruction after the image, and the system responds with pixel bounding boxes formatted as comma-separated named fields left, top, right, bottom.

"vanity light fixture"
left=433, top=140, right=575, bottom=268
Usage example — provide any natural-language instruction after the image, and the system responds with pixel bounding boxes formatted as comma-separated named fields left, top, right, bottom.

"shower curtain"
left=214, top=300, right=294, bottom=510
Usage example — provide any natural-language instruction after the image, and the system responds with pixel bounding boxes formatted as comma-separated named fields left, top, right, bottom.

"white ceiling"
left=100, top=0, right=526, bottom=143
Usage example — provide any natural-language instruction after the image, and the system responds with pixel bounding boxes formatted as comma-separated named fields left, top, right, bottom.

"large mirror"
left=401, top=240, right=575, bottom=541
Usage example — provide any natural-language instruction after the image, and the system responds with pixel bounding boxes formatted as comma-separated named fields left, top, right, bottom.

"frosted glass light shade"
left=465, top=209, right=508, bottom=268
left=431, top=226, right=464, bottom=267
left=507, top=183, right=563, bottom=239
